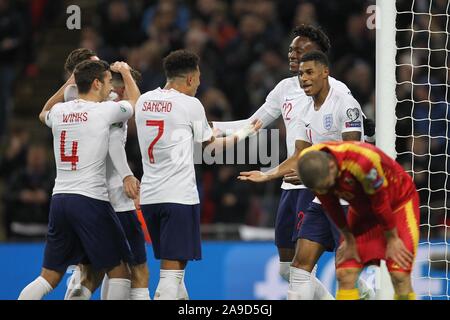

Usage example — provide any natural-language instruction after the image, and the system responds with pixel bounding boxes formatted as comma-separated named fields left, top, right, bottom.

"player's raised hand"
left=386, top=237, right=414, bottom=270
left=238, top=170, right=269, bottom=183
left=110, top=61, right=131, bottom=74
left=251, top=119, right=263, bottom=132
left=123, top=175, right=140, bottom=200
left=336, top=236, right=361, bottom=265
left=283, top=169, right=301, bottom=185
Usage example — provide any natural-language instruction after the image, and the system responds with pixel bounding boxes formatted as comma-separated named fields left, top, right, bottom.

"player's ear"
left=92, top=78, right=101, bottom=91
left=186, top=74, right=193, bottom=87
left=323, top=66, right=330, bottom=78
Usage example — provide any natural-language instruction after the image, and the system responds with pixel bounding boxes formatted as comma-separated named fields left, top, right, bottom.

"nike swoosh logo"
left=285, top=97, right=295, bottom=101
left=305, top=123, right=311, bottom=127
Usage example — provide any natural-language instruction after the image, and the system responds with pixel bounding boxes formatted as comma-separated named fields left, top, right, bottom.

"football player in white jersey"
left=214, top=25, right=374, bottom=299
left=18, top=59, right=139, bottom=300
left=66, top=70, right=151, bottom=301
left=238, top=51, right=374, bottom=299
left=58, top=48, right=150, bottom=300
left=135, top=50, right=261, bottom=300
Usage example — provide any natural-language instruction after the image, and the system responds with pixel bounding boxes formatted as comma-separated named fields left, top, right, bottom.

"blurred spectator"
left=3, top=145, right=54, bottom=240
left=141, top=0, right=188, bottom=53
left=0, top=126, right=29, bottom=182
left=0, top=0, right=26, bottom=141
left=292, top=2, right=318, bottom=28
left=211, top=166, right=251, bottom=223
left=199, top=87, right=233, bottom=121
left=97, top=0, right=146, bottom=59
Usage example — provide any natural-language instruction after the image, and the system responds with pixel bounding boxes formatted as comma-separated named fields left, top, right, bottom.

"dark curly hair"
left=163, top=50, right=200, bottom=79
left=64, top=48, right=97, bottom=74
left=293, top=24, right=331, bottom=54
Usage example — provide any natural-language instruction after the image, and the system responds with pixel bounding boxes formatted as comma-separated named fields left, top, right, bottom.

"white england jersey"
left=295, top=86, right=363, bottom=204
left=135, top=88, right=213, bottom=205
left=64, top=85, right=134, bottom=211
left=106, top=123, right=135, bottom=212
left=45, top=99, right=133, bottom=201
left=257, top=76, right=351, bottom=190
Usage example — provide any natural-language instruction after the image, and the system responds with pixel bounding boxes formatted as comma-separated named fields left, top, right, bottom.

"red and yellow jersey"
left=300, top=141, right=418, bottom=234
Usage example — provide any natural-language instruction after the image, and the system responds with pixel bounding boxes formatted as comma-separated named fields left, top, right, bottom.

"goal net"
left=377, top=0, right=449, bottom=299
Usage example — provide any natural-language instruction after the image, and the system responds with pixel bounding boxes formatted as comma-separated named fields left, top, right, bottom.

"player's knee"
left=279, top=262, right=290, bottom=282
left=336, top=268, right=358, bottom=288
left=291, top=255, right=315, bottom=272
left=131, top=263, right=149, bottom=287
left=107, top=261, right=131, bottom=279
left=390, top=272, right=410, bottom=287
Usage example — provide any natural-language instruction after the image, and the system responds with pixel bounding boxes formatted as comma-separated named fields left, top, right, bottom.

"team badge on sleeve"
left=120, top=106, right=127, bottom=113
left=345, top=108, right=362, bottom=128
left=346, top=108, right=360, bottom=121
left=323, top=114, right=333, bottom=131
left=365, top=168, right=384, bottom=190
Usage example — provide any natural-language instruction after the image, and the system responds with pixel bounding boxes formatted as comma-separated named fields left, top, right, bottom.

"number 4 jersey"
left=45, top=99, right=133, bottom=201
left=135, top=88, right=213, bottom=205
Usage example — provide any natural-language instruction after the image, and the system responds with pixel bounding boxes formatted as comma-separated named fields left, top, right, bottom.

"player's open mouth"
left=302, top=84, right=312, bottom=93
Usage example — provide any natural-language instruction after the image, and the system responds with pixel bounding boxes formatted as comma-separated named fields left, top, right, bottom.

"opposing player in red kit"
left=297, top=141, right=419, bottom=300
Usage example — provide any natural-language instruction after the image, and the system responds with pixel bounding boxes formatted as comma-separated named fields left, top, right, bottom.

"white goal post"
left=376, top=0, right=397, bottom=300
left=376, top=0, right=450, bottom=300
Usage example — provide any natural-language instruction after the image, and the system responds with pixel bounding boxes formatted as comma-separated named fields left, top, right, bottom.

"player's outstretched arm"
left=204, top=119, right=262, bottom=153
left=212, top=105, right=278, bottom=136
left=237, top=139, right=311, bottom=183
left=110, top=62, right=140, bottom=107
left=38, top=74, right=75, bottom=123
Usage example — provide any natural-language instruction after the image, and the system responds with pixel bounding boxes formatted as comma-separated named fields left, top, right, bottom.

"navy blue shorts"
left=43, top=194, right=134, bottom=272
left=275, top=189, right=315, bottom=249
left=141, top=203, right=201, bottom=261
left=116, top=210, right=147, bottom=265
left=296, top=202, right=346, bottom=252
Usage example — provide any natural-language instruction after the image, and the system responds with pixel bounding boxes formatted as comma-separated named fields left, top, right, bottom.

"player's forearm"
left=39, top=78, right=73, bottom=123
left=108, top=135, right=133, bottom=180
left=264, top=154, right=298, bottom=181
left=212, top=107, right=277, bottom=135
left=212, top=119, right=250, bottom=135
left=121, top=71, right=140, bottom=107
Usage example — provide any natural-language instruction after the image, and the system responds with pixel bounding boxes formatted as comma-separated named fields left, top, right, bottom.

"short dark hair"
left=74, top=60, right=110, bottom=94
left=111, top=68, right=142, bottom=87
left=293, top=24, right=331, bottom=54
left=163, top=50, right=199, bottom=79
left=65, top=48, right=97, bottom=73
left=299, top=50, right=330, bottom=68
left=297, top=151, right=331, bottom=189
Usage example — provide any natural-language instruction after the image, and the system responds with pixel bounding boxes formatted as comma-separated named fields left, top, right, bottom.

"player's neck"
left=78, top=92, right=103, bottom=103
left=313, top=81, right=330, bottom=110
left=164, top=81, right=188, bottom=95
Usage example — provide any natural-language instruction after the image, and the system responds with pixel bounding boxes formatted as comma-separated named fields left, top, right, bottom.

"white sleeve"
left=190, top=99, right=213, bottom=143
left=338, top=97, right=364, bottom=134
left=104, top=100, right=134, bottom=125
left=108, top=125, right=133, bottom=180
left=212, top=108, right=278, bottom=136
left=64, top=84, right=78, bottom=102
left=212, top=82, right=282, bottom=134
left=294, top=117, right=310, bottom=143
left=44, top=103, right=61, bottom=128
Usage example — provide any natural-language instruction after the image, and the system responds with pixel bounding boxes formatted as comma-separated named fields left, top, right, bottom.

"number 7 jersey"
left=135, top=88, right=213, bottom=205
